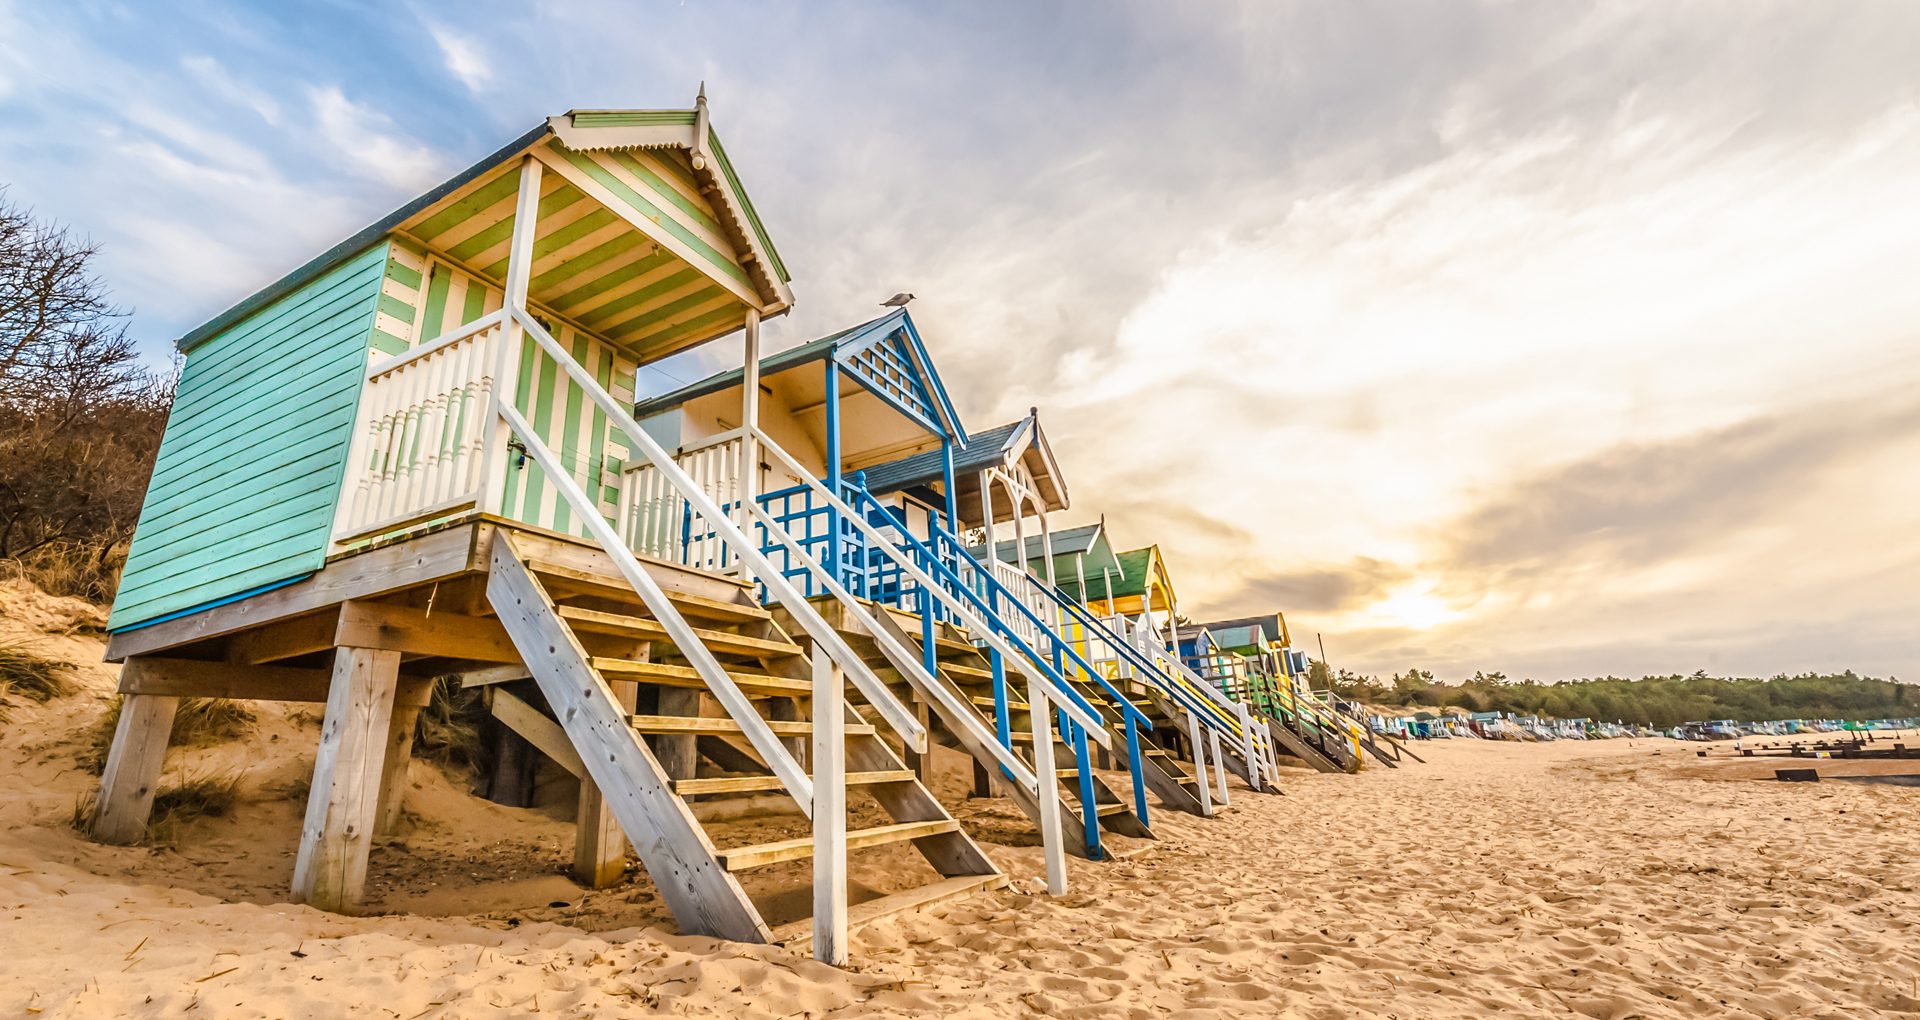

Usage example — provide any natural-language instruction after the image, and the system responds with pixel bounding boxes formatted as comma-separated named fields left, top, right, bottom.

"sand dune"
left=1, top=598, right=1916, bottom=1017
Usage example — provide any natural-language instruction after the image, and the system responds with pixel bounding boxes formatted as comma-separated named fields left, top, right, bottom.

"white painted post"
left=811, top=643, right=848, bottom=964
left=1030, top=683, right=1067, bottom=896
left=738, top=307, right=761, bottom=582
left=1187, top=709, right=1213, bottom=818
left=977, top=471, right=995, bottom=562
left=1236, top=701, right=1268, bottom=792
left=477, top=156, right=543, bottom=516
left=1209, top=727, right=1230, bottom=806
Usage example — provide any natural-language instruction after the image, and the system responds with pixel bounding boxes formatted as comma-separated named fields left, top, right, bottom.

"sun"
left=1366, top=588, right=1460, bottom=630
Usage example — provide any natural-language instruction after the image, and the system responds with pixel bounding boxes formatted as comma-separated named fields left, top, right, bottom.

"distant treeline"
left=1307, top=664, right=1909, bottom=729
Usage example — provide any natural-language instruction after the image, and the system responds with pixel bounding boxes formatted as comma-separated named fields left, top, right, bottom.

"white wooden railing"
left=332, top=310, right=508, bottom=544
left=616, top=428, right=746, bottom=572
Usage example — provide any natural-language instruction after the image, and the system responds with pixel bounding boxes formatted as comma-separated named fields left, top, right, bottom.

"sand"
left=2, top=598, right=1917, bottom=1017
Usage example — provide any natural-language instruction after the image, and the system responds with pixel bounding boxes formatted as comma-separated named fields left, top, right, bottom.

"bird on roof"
left=881, top=293, right=915, bottom=307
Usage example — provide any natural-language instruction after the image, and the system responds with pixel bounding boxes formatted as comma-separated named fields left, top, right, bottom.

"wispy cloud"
left=428, top=24, right=491, bottom=92
left=309, top=86, right=448, bottom=190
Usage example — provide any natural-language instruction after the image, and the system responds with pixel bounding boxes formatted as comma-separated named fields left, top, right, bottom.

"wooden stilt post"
left=1187, top=709, right=1213, bottom=818
left=575, top=678, right=637, bottom=888
left=93, top=683, right=179, bottom=844
left=292, top=645, right=403, bottom=915
left=657, top=685, right=702, bottom=798
left=1029, top=680, right=1067, bottom=896
left=373, top=678, right=429, bottom=839
left=902, top=696, right=934, bottom=785
left=811, top=643, right=848, bottom=965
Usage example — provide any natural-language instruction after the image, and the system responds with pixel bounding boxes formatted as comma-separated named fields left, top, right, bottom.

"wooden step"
left=627, top=715, right=876, bottom=737
left=716, top=819, right=961, bottom=871
left=671, top=770, right=915, bottom=795
left=971, top=696, right=1030, bottom=711
left=942, top=662, right=994, bottom=680
left=593, top=659, right=811, bottom=698
left=1095, top=803, right=1130, bottom=816
left=1054, top=767, right=1080, bottom=778
left=1143, top=748, right=1172, bottom=758
left=530, top=560, right=771, bottom=623
left=770, top=873, right=1009, bottom=953
left=562, top=606, right=802, bottom=658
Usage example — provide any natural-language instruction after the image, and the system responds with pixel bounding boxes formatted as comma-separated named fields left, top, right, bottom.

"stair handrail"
left=750, top=425, right=1110, bottom=743
left=737, top=495, right=1045, bottom=795
left=916, top=515, right=1151, bottom=731
left=1036, top=577, right=1241, bottom=736
left=508, top=309, right=928, bottom=754
left=495, top=401, right=817, bottom=808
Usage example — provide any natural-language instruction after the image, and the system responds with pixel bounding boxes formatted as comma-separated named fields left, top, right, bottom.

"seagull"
left=880, top=293, right=915, bottom=307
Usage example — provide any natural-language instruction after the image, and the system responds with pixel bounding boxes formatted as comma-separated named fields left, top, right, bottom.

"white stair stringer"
left=486, top=531, right=772, bottom=943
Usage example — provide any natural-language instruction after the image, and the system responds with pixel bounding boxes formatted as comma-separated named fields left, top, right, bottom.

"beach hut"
left=89, top=99, right=1027, bottom=959
left=629, top=332, right=1167, bottom=856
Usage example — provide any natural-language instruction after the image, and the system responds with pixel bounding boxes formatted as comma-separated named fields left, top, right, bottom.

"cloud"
left=1228, top=558, right=1413, bottom=614
left=180, top=55, right=279, bottom=123
left=428, top=24, right=491, bottom=91
left=309, top=86, right=448, bottom=190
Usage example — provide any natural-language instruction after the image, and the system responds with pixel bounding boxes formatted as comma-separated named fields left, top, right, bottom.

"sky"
left=2, top=1, right=1917, bottom=682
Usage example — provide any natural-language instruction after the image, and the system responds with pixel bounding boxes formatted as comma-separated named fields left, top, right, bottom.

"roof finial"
left=1029, top=405, right=1039, bottom=419
left=691, top=82, right=711, bottom=171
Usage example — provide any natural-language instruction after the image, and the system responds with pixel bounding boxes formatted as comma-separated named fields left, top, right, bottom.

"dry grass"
left=74, top=768, right=249, bottom=844
left=0, top=644, right=76, bottom=703
left=412, top=675, right=488, bottom=774
left=0, top=540, right=127, bottom=605
left=77, top=693, right=122, bottom=774
left=170, top=697, right=255, bottom=745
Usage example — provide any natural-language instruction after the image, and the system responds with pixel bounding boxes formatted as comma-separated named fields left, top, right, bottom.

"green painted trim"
left=617, top=303, right=741, bottom=349
left=377, top=292, right=416, bottom=323
left=572, top=111, right=696, bottom=127
left=548, top=247, right=674, bottom=312
left=552, top=144, right=751, bottom=287
left=461, top=279, right=489, bottom=323
left=578, top=267, right=702, bottom=328
left=707, top=130, right=790, bottom=284
left=383, top=257, right=423, bottom=290
left=421, top=264, right=450, bottom=342
left=414, top=168, right=523, bottom=242
left=608, top=150, right=726, bottom=239
left=483, top=205, right=616, bottom=279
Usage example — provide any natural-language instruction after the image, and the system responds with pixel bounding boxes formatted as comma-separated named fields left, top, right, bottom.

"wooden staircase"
left=778, top=599, right=1165, bottom=857
left=483, top=531, right=1005, bottom=947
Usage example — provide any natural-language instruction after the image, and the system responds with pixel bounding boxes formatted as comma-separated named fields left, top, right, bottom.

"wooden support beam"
left=812, top=643, right=848, bottom=965
left=373, top=681, right=429, bottom=839
left=116, top=657, right=432, bottom=706
left=292, top=646, right=403, bottom=915
left=490, top=688, right=586, bottom=777
left=335, top=600, right=521, bottom=662
left=903, top=697, right=933, bottom=786
left=105, top=525, right=479, bottom=662
left=576, top=676, right=638, bottom=888
left=91, top=689, right=178, bottom=844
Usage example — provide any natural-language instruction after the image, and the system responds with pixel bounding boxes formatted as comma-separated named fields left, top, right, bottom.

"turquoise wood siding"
left=108, top=243, right=388, bottom=631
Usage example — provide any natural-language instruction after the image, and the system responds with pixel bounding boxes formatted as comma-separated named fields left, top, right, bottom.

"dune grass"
left=0, top=645, right=76, bottom=702
left=412, top=675, right=488, bottom=774
left=74, top=768, right=248, bottom=844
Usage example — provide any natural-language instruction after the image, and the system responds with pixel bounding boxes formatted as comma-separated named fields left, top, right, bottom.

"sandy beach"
left=2, top=593, right=1917, bottom=1018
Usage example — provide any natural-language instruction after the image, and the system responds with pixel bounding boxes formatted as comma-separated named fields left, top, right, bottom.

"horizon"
left=3, top=2, right=1916, bottom=680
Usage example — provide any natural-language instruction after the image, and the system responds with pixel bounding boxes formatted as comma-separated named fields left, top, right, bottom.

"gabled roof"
left=862, top=408, right=1068, bottom=512
left=1195, top=614, right=1285, bottom=650
left=633, top=308, right=966, bottom=442
left=180, top=93, right=792, bottom=360
left=1101, top=544, right=1179, bottom=610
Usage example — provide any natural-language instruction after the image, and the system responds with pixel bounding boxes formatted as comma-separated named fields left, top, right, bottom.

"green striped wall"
left=108, top=243, right=388, bottom=631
